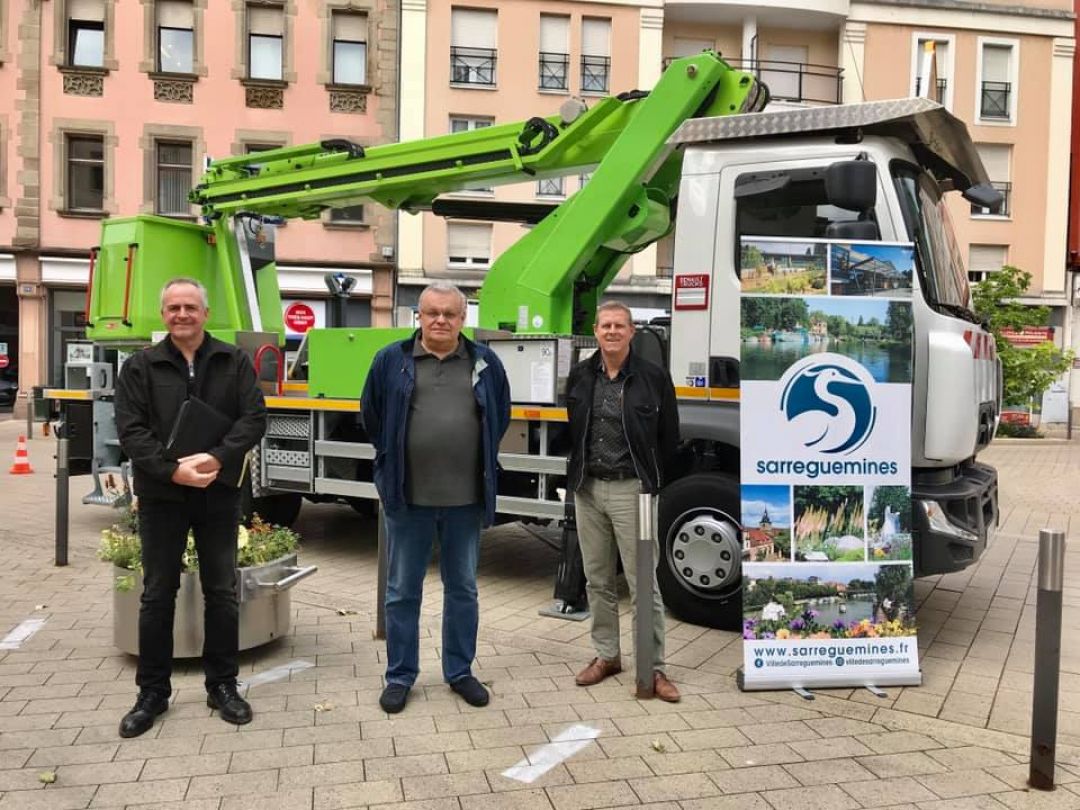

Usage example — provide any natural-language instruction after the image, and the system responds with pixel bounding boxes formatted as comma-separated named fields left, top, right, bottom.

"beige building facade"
left=402, top=0, right=1073, bottom=326
left=0, top=0, right=401, bottom=414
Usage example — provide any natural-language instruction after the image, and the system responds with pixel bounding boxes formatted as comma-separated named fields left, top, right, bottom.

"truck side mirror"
left=962, top=183, right=1003, bottom=210
left=825, top=160, right=877, bottom=212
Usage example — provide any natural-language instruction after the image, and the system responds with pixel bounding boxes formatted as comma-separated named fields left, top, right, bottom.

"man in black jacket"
left=565, top=301, right=681, bottom=702
left=114, top=278, right=266, bottom=738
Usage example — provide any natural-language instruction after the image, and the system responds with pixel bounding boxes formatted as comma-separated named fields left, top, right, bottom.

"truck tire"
left=241, top=489, right=303, bottom=528
left=657, top=473, right=742, bottom=631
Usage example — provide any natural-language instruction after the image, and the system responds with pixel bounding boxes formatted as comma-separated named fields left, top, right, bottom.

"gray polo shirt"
left=404, top=338, right=482, bottom=506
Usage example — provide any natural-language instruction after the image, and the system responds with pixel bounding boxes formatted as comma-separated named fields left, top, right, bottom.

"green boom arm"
left=192, top=53, right=764, bottom=334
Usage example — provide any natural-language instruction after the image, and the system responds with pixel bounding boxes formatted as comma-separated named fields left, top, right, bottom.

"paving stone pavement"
left=1, top=417, right=1079, bottom=809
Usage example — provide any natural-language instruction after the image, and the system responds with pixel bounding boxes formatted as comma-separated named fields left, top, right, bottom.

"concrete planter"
left=112, top=554, right=316, bottom=657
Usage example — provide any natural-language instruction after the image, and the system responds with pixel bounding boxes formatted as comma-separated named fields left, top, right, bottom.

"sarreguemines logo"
left=779, top=355, right=877, bottom=455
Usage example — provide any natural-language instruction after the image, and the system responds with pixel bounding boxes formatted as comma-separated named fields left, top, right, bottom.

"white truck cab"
left=657, top=100, right=1000, bottom=627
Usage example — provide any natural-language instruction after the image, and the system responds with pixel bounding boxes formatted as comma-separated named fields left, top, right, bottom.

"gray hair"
left=419, top=282, right=467, bottom=315
left=597, top=300, right=634, bottom=324
left=160, top=277, right=209, bottom=310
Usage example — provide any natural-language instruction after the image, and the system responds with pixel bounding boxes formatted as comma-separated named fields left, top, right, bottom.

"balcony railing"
left=450, top=46, right=496, bottom=86
left=970, top=181, right=1011, bottom=217
left=539, top=51, right=569, bottom=91
left=980, top=81, right=1011, bottom=119
left=914, top=76, right=948, bottom=103
left=581, top=54, right=610, bottom=94
left=698, top=58, right=843, bottom=105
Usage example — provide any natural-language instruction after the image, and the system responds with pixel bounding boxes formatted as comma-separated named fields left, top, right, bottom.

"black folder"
left=165, top=397, right=244, bottom=487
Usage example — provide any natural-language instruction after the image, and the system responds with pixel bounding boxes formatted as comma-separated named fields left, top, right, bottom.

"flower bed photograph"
left=742, top=561, right=917, bottom=640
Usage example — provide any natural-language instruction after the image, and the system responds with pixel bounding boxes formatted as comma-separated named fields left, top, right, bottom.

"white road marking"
left=501, top=724, right=601, bottom=783
left=0, top=618, right=47, bottom=650
left=240, top=660, right=314, bottom=689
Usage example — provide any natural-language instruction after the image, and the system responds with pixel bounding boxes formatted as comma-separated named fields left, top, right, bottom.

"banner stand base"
left=737, top=667, right=922, bottom=692
left=793, top=687, right=815, bottom=700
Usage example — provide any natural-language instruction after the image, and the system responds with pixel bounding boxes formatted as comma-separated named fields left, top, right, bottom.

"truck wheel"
left=657, top=473, right=742, bottom=631
left=242, top=491, right=303, bottom=528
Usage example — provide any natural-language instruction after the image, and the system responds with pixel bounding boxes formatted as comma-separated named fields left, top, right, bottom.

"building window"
left=247, top=4, right=283, bottom=81
left=450, top=8, right=497, bottom=86
left=155, top=141, right=192, bottom=217
left=328, top=205, right=365, bottom=225
left=451, top=117, right=493, bottom=193
left=536, top=177, right=564, bottom=197
left=579, top=172, right=592, bottom=189
left=912, top=37, right=951, bottom=106
left=447, top=222, right=492, bottom=269
left=979, top=43, right=1014, bottom=121
left=971, top=144, right=1011, bottom=217
left=67, top=0, right=105, bottom=68
left=581, top=18, right=610, bottom=94
left=157, top=0, right=194, bottom=74
left=66, top=134, right=105, bottom=212
left=968, top=244, right=1006, bottom=284
left=538, top=15, right=569, bottom=91
left=331, top=11, right=366, bottom=86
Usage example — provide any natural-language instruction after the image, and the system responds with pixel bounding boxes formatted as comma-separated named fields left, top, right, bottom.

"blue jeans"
left=383, top=503, right=483, bottom=687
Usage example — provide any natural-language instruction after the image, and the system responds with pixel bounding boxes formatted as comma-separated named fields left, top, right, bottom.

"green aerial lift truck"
left=50, top=50, right=1002, bottom=631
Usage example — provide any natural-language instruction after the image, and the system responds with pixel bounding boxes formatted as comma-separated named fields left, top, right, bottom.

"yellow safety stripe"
left=675, top=386, right=740, bottom=401
left=265, top=396, right=360, bottom=412
left=511, top=406, right=568, bottom=422
left=281, top=381, right=309, bottom=393
left=42, top=389, right=92, bottom=401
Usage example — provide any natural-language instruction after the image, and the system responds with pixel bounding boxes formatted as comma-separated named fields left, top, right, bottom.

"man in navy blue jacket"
left=362, top=283, right=511, bottom=714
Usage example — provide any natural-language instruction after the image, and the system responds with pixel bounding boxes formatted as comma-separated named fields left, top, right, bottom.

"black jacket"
left=565, top=348, right=680, bottom=495
left=115, top=335, right=267, bottom=501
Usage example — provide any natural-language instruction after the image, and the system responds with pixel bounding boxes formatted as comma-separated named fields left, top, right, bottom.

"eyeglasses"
left=420, top=308, right=463, bottom=321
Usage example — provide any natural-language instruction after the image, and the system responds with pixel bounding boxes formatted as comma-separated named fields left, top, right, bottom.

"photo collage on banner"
left=738, top=237, right=922, bottom=691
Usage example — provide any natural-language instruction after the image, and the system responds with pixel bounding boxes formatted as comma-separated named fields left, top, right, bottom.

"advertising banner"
left=738, top=237, right=921, bottom=691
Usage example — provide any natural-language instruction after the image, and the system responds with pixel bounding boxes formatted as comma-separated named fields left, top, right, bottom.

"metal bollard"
left=374, top=504, right=387, bottom=641
left=25, top=390, right=33, bottom=440
left=1029, top=528, right=1066, bottom=790
left=55, top=436, right=70, bottom=567
left=635, top=491, right=656, bottom=699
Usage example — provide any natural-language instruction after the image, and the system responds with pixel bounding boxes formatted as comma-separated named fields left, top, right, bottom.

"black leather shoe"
left=206, top=683, right=252, bottom=725
left=118, top=691, right=170, bottom=739
left=379, top=683, right=410, bottom=714
left=450, top=676, right=489, bottom=707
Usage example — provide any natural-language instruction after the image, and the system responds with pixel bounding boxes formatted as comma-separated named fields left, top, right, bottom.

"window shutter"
left=671, top=37, right=713, bottom=58
left=450, top=9, right=497, bottom=49
left=539, top=15, right=568, bottom=54
left=68, top=0, right=105, bottom=21
left=248, top=5, right=284, bottom=36
left=976, top=144, right=1010, bottom=182
left=982, top=45, right=1011, bottom=83
left=968, top=244, right=1006, bottom=276
left=448, top=223, right=491, bottom=260
left=333, top=11, right=366, bottom=42
left=582, top=18, right=610, bottom=57
left=157, top=0, right=193, bottom=28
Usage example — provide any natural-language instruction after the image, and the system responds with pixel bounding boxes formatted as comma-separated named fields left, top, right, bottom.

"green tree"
left=884, top=302, right=913, bottom=343
left=874, top=564, right=911, bottom=621
left=868, top=486, right=911, bottom=532
left=970, top=266, right=1073, bottom=407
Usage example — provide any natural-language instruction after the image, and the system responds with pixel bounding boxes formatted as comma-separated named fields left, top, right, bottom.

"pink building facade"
left=0, top=0, right=399, bottom=413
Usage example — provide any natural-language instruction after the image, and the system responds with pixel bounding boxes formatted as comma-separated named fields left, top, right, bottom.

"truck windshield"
left=890, top=161, right=972, bottom=314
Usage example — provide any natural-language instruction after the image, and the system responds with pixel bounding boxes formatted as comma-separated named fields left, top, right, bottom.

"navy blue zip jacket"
left=361, top=331, right=511, bottom=527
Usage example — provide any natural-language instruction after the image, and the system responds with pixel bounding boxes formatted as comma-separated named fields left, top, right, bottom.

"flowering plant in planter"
left=99, top=503, right=300, bottom=592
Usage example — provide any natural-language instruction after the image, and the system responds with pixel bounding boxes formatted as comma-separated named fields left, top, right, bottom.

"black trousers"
left=136, top=489, right=241, bottom=696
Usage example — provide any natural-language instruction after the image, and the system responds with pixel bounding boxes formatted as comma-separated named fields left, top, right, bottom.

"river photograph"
left=740, top=296, right=913, bottom=383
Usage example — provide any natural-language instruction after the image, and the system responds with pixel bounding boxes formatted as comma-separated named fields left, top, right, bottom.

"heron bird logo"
left=779, top=357, right=877, bottom=455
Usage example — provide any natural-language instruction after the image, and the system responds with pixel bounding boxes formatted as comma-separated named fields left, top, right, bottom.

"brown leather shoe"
left=653, top=671, right=680, bottom=702
left=575, top=657, right=622, bottom=686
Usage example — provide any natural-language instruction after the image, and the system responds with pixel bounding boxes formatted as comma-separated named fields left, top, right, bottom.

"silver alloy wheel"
left=666, top=509, right=742, bottom=594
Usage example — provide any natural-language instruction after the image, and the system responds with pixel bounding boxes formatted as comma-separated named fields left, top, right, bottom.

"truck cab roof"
left=669, top=98, right=989, bottom=193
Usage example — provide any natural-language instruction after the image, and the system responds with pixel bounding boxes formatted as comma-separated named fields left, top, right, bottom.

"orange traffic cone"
left=9, top=435, right=32, bottom=475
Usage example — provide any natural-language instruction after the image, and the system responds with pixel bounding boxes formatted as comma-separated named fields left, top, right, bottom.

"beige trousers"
left=575, top=477, right=666, bottom=670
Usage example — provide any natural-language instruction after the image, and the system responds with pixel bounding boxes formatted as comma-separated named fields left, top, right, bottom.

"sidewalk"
left=0, top=417, right=1078, bottom=809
